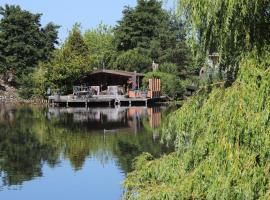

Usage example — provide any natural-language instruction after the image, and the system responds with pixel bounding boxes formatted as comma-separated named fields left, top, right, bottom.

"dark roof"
left=89, top=69, right=144, bottom=77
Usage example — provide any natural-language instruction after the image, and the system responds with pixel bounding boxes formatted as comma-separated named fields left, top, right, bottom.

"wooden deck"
left=48, top=95, right=163, bottom=107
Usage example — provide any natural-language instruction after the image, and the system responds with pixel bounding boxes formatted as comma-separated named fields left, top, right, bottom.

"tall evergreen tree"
left=63, top=23, right=89, bottom=57
left=153, top=13, right=192, bottom=74
left=0, top=5, right=59, bottom=77
left=114, top=0, right=167, bottom=51
left=114, top=0, right=192, bottom=74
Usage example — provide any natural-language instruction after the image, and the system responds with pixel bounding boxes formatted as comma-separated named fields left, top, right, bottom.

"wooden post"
left=149, top=79, right=153, bottom=98
left=153, top=79, right=155, bottom=98
left=154, top=79, right=156, bottom=98
left=157, top=79, right=160, bottom=97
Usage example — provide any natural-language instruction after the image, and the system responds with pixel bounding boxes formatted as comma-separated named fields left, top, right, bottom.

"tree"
left=112, top=49, right=152, bottom=73
left=63, top=23, right=89, bottom=57
left=114, top=0, right=167, bottom=51
left=178, top=0, right=270, bottom=80
left=114, top=1, right=193, bottom=74
left=84, top=23, right=116, bottom=69
left=151, top=12, right=193, bottom=74
left=0, top=5, right=59, bottom=78
left=40, top=22, right=60, bottom=60
left=34, top=24, right=91, bottom=95
left=123, top=50, right=270, bottom=200
left=158, top=62, right=178, bottom=74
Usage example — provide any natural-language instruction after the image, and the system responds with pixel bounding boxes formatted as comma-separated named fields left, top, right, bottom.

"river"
left=0, top=104, right=172, bottom=200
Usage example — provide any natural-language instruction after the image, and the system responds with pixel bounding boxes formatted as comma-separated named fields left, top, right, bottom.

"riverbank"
left=0, top=80, right=46, bottom=105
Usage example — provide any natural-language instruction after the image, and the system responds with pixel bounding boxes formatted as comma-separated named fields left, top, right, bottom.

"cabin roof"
left=89, top=69, right=144, bottom=77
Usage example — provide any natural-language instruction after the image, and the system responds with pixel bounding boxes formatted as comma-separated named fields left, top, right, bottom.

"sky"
left=0, top=0, right=175, bottom=43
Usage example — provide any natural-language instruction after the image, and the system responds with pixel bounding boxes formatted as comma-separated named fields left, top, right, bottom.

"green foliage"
left=84, top=23, right=117, bottom=69
left=64, top=23, right=89, bottom=57
left=113, top=49, right=152, bottom=73
left=0, top=4, right=59, bottom=76
left=178, top=0, right=270, bottom=73
left=17, top=73, right=35, bottom=99
left=113, top=0, right=193, bottom=76
left=1, top=2, right=194, bottom=97
left=44, top=52, right=90, bottom=95
left=123, top=50, right=270, bottom=199
left=155, top=13, right=192, bottom=69
left=33, top=24, right=91, bottom=95
left=114, top=0, right=167, bottom=51
left=199, top=66, right=226, bottom=88
left=158, top=62, right=178, bottom=74
left=143, top=71, right=185, bottom=99
left=31, top=65, right=48, bottom=97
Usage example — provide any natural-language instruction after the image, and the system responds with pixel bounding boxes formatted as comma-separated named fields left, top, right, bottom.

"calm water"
left=0, top=104, right=171, bottom=200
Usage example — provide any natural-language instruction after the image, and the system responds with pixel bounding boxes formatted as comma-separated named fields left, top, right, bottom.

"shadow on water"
left=0, top=103, right=173, bottom=198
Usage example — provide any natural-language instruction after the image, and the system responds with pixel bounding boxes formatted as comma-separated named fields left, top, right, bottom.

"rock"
left=0, top=84, right=6, bottom=91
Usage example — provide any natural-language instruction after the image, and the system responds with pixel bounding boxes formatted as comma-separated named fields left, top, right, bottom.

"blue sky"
left=0, top=0, right=175, bottom=43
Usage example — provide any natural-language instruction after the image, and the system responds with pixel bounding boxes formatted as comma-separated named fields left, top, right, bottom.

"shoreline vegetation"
left=0, top=80, right=46, bottom=104
left=122, top=51, right=270, bottom=199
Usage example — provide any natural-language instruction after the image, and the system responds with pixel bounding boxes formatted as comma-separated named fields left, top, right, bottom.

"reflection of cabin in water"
left=48, top=107, right=162, bottom=134
left=49, top=69, right=163, bottom=107
left=48, top=107, right=130, bottom=131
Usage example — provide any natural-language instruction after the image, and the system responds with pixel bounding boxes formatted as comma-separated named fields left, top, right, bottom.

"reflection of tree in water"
left=0, top=108, right=59, bottom=187
left=0, top=106, right=172, bottom=187
left=114, top=134, right=172, bottom=173
left=0, top=104, right=16, bottom=125
left=116, top=141, right=141, bottom=173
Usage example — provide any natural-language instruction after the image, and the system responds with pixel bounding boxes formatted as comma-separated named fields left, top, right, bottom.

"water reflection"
left=47, top=107, right=163, bottom=134
left=0, top=104, right=171, bottom=199
left=0, top=103, right=16, bottom=124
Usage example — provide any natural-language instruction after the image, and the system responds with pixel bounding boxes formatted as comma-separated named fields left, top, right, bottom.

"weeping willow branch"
left=178, top=0, right=270, bottom=68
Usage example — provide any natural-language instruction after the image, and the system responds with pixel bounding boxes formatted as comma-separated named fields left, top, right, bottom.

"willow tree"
left=179, top=0, right=270, bottom=74
left=123, top=48, right=270, bottom=200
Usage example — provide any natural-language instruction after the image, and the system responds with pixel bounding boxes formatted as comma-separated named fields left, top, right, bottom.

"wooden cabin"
left=49, top=69, right=163, bottom=107
left=77, top=70, right=143, bottom=90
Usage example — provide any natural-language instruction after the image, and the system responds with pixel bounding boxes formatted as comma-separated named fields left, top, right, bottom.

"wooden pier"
left=48, top=95, right=163, bottom=107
